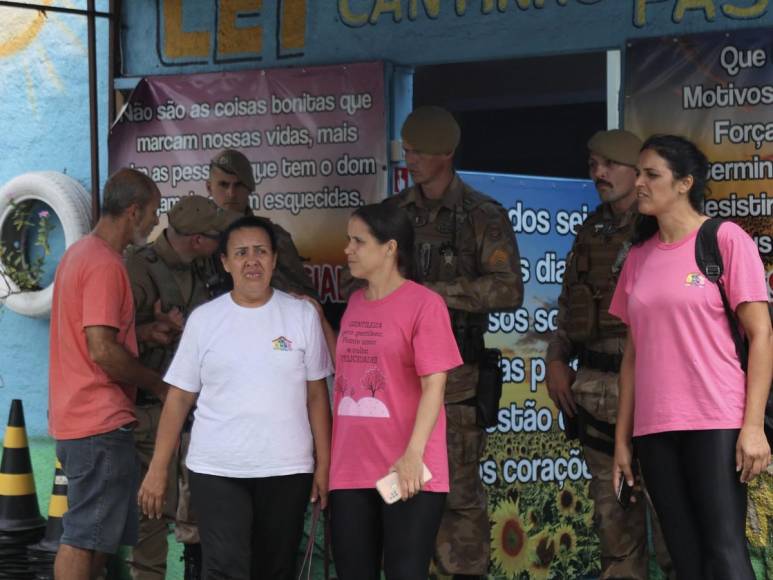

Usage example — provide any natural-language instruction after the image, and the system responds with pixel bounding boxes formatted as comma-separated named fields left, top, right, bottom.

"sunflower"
left=530, top=530, right=557, bottom=579
left=526, top=508, right=540, bottom=528
left=557, top=488, right=575, bottom=515
left=490, top=501, right=531, bottom=574
left=554, top=524, right=577, bottom=558
left=574, top=498, right=585, bottom=514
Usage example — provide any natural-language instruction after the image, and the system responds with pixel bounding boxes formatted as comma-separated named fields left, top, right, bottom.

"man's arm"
left=546, top=236, right=579, bottom=365
left=545, top=236, right=581, bottom=415
left=85, top=326, right=168, bottom=400
left=425, top=202, right=523, bottom=313
left=126, top=252, right=182, bottom=349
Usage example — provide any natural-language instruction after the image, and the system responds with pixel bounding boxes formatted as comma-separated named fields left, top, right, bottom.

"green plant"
left=0, top=200, right=55, bottom=295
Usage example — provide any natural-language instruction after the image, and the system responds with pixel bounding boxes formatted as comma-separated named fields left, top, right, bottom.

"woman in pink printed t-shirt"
left=610, top=135, right=772, bottom=580
left=321, top=203, right=462, bottom=580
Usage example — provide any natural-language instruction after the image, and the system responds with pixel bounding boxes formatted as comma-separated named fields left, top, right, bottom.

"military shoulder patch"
left=488, top=248, right=509, bottom=268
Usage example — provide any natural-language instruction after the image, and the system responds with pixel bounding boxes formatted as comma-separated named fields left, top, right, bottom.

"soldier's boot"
left=182, top=542, right=202, bottom=580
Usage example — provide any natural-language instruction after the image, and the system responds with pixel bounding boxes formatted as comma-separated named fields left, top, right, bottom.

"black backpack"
left=695, top=218, right=773, bottom=446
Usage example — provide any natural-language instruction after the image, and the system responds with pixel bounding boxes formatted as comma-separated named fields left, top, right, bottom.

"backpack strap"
left=695, top=217, right=724, bottom=282
left=695, top=218, right=749, bottom=372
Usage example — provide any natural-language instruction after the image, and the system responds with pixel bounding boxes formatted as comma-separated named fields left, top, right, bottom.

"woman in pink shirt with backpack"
left=610, top=134, right=772, bottom=579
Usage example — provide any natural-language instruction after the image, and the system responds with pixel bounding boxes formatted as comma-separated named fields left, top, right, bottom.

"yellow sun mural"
left=0, top=0, right=53, bottom=58
left=0, top=0, right=82, bottom=115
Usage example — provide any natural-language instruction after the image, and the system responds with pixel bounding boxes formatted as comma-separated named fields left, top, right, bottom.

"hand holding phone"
left=616, top=472, right=634, bottom=509
left=376, top=464, right=432, bottom=504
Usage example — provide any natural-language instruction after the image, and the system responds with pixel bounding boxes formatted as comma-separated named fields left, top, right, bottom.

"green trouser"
left=128, top=404, right=176, bottom=580
left=128, top=405, right=200, bottom=579
left=435, top=404, right=490, bottom=576
left=584, top=445, right=674, bottom=579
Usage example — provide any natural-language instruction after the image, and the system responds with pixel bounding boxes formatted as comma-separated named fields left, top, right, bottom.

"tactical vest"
left=398, top=188, right=493, bottom=364
left=564, top=207, right=634, bottom=344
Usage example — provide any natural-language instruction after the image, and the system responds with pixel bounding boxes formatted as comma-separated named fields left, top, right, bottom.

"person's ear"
left=679, top=175, right=694, bottom=195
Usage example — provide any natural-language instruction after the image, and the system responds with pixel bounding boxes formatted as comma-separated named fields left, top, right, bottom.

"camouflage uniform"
left=385, top=175, right=523, bottom=576
left=546, top=203, right=673, bottom=579
left=252, top=212, right=317, bottom=297
left=125, top=232, right=210, bottom=580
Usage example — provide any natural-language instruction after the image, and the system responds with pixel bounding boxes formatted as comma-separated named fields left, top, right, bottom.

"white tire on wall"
left=0, top=172, right=92, bottom=318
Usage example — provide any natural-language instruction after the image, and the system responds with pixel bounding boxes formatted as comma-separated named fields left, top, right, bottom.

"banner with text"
left=458, top=172, right=601, bottom=578
left=109, top=61, right=387, bottom=303
left=625, top=29, right=773, bottom=295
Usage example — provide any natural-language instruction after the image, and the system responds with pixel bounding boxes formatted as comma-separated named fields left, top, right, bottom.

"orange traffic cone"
left=0, top=399, right=45, bottom=531
left=36, top=459, right=67, bottom=552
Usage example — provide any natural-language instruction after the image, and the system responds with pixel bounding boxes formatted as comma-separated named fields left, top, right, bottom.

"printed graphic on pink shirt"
left=335, top=367, right=390, bottom=419
left=330, top=281, right=461, bottom=493
left=683, top=272, right=706, bottom=287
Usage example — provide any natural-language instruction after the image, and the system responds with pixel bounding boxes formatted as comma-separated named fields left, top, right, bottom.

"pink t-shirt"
left=609, top=221, right=768, bottom=437
left=330, top=280, right=463, bottom=492
left=49, top=235, right=138, bottom=440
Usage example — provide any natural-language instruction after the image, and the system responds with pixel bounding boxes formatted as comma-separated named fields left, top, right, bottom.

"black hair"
left=102, top=168, right=159, bottom=217
left=632, top=134, right=709, bottom=245
left=352, top=203, right=417, bottom=281
left=218, top=215, right=277, bottom=257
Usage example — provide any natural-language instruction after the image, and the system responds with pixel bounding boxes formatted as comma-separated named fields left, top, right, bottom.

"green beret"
left=168, top=195, right=234, bottom=236
left=587, top=130, right=642, bottom=167
left=401, top=106, right=460, bottom=155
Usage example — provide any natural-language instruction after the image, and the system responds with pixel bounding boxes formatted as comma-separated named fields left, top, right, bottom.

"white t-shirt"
left=164, top=290, right=333, bottom=478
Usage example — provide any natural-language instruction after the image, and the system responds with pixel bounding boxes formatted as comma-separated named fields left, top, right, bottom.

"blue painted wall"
left=0, top=4, right=110, bottom=436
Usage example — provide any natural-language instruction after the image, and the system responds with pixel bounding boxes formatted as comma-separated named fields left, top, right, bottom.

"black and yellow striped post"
left=37, top=459, right=68, bottom=552
left=0, top=399, right=45, bottom=531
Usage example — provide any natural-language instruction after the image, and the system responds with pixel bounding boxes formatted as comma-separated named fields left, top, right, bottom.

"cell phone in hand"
left=616, top=473, right=633, bottom=509
left=375, top=465, right=432, bottom=504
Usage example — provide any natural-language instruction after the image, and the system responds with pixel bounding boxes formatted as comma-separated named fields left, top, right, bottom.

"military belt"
left=579, top=350, right=622, bottom=374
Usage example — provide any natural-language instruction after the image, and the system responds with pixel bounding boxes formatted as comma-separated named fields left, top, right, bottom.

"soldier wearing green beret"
left=205, top=149, right=316, bottom=297
left=546, top=129, right=673, bottom=579
left=126, top=195, right=235, bottom=580
left=385, top=107, right=524, bottom=579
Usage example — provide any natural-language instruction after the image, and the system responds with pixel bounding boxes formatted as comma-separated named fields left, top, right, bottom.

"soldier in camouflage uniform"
left=384, top=107, right=523, bottom=579
left=546, top=130, right=673, bottom=579
left=126, top=196, right=234, bottom=580
left=205, top=149, right=316, bottom=297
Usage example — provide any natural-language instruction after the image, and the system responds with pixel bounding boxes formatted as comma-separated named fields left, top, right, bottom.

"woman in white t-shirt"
left=610, top=135, right=771, bottom=580
left=138, top=215, right=332, bottom=580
